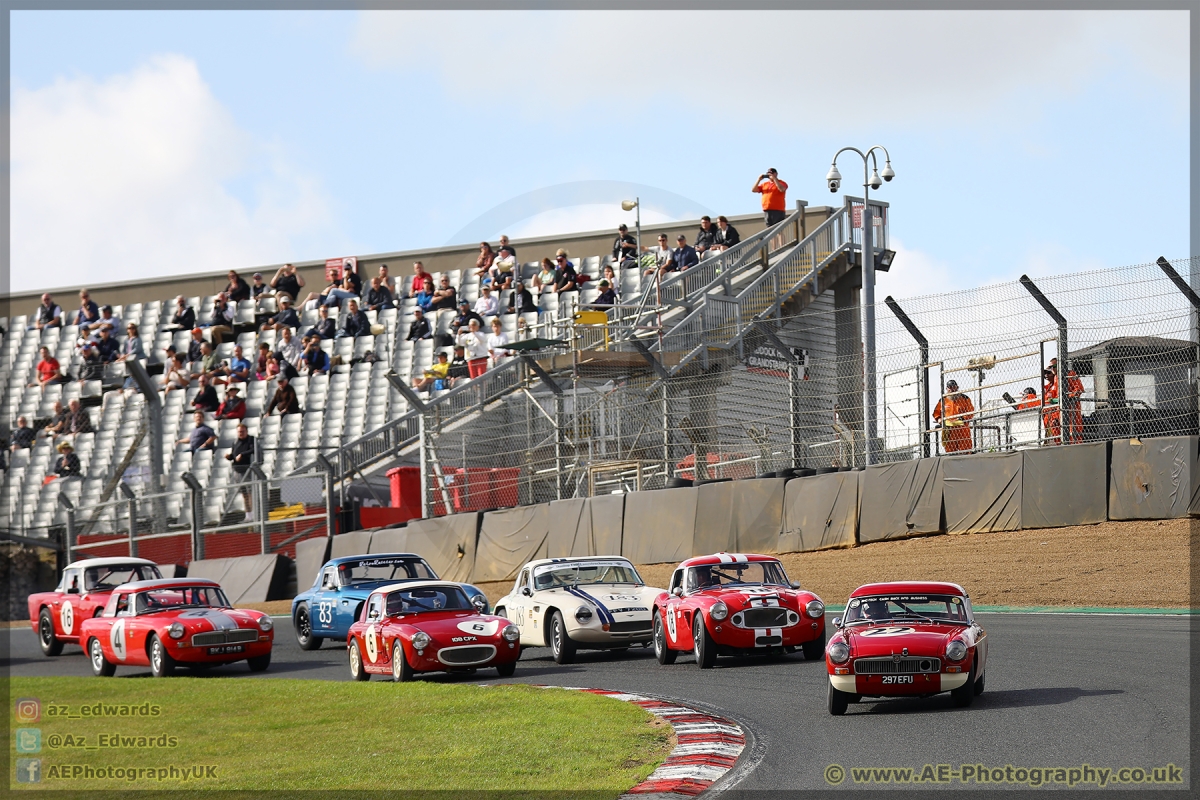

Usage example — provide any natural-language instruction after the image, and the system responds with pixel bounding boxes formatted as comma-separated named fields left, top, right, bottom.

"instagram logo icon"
left=15, top=698, right=41, bottom=723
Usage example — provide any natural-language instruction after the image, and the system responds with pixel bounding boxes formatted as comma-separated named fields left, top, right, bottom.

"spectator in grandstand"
left=406, top=308, right=432, bottom=341
left=78, top=343, right=105, bottom=382
left=163, top=354, right=190, bottom=396
left=93, top=327, right=120, bottom=363
left=254, top=343, right=272, bottom=379
left=52, top=441, right=81, bottom=479
left=191, top=374, right=220, bottom=413
left=377, top=263, right=396, bottom=295
left=83, top=305, right=121, bottom=339
left=31, top=293, right=63, bottom=331
left=337, top=299, right=371, bottom=338
left=215, top=385, right=247, bottom=420
left=474, top=242, right=497, bottom=283
left=454, top=300, right=484, bottom=331
left=33, top=347, right=62, bottom=389
left=302, top=340, right=331, bottom=375
left=554, top=252, right=578, bottom=293
left=76, top=290, right=100, bottom=329
left=498, top=235, right=517, bottom=258
left=227, top=423, right=256, bottom=520
left=264, top=353, right=282, bottom=380
left=225, top=270, right=251, bottom=303
left=250, top=272, right=268, bottom=301
left=41, top=402, right=69, bottom=439
left=206, top=294, right=235, bottom=345
left=491, top=247, right=517, bottom=290
left=179, top=411, right=217, bottom=452
left=408, top=261, right=430, bottom=297
left=194, top=341, right=221, bottom=379
left=457, top=318, right=490, bottom=378
left=302, top=271, right=356, bottom=310
left=752, top=168, right=789, bottom=226
left=364, top=276, right=395, bottom=312
left=487, top=317, right=511, bottom=366
left=644, top=234, right=675, bottom=277
left=275, top=326, right=303, bottom=368
left=932, top=379, right=974, bottom=453
left=261, top=295, right=300, bottom=332
left=694, top=216, right=718, bottom=253
left=412, top=350, right=451, bottom=392
left=594, top=280, right=617, bottom=308
left=270, top=263, right=306, bottom=305
left=672, top=235, right=699, bottom=272
left=601, top=264, right=619, bottom=291
left=185, top=327, right=205, bottom=363
left=432, top=275, right=458, bottom=311
left=713, top=216, right=740, bottom=251
left=302, top=304, right=334, bottom=340
left=215, top=345, right=251, bottom=386
left=266, top=376, right=301, bottom=415
left=414, top=281, right=435, bottom=313
left=533, top=258, right=557, bottom=295
left=166, top=296, right=196, bottom=332
left=10, top=416, right=35, bottom=452
left=1014, top=387, right=1039, bottom=410
left=447, top=345, right=470, bottom=386
left=612, top=225, right=638, bottom=266
left=474, top=285, right=499, bottom=318
left=64, top=398, right=93, bottom=436
left=507, top=281, right=537, bottom=315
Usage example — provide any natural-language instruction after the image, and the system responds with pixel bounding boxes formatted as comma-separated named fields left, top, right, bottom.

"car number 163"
left=881, top=675, right=914, bottom=684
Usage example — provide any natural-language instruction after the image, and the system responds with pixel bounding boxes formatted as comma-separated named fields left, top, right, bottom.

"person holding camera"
left=270, top=263, right=305, bottom=305
left=752, top=168, right=789, bottom=226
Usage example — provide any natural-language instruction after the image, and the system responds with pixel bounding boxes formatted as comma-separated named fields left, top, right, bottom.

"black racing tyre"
left=88, top=637, right=116, bottom=677
left=294, top=605, right=322, bottom=650
left=828, top=682, right=849, bottom=716
left=149, top=634, right=176, bottom=678
left=973, top=672, right=985, bottom=696
left=549, top=611, right=576, bottom=665
left=693, top=615, right=716, bottom=670
left=952, top=659, right=976, bottom=707
left=348, top=639, right=370, bottom=681
left=247, top=653, right=271, bottom=672
left=653, top=614, right=677, bottom=665
left=392, top=641, right=415, bottom=682
left=39, top=608, right=63, bottom=657
left=495, top=661, right=516, bottom=678
left=802, top=630, right=826, bottom=661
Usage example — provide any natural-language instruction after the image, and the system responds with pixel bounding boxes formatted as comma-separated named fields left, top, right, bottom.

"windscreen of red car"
left=385, top=587, right=472, bottom=616
left=843, top=595, right=970, bottom=625
left=340, top=557, right=436, bottom=585
left=85, top=564, right=163, bottom=592
left=685, top=561, right=789, bottom=591
left=533, top=561, right=643, bottom=590
left=134, top=586, right=231, bottom=614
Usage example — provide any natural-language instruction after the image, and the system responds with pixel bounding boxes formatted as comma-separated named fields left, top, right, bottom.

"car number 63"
left=881, top=675, right=914, bottom=684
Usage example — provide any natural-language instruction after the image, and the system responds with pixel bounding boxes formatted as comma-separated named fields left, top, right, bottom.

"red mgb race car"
left=346, top=581, right=521, bottom=682
left=653, top=553, right=826, bottom=669
left=28, top=557, right=163, bottom=656
left=826, top=581, right=989, bottom=715
left=78, top=579, right=274, bottom=678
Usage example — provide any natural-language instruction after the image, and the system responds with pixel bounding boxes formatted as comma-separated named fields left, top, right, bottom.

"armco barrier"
left=473, top=505, right=551, bottom=583
left=1109, top=436, right=1197, bottom=520
left=942, top=451, right=1022, bottom=534
left=622, top=487, right=697, bottom=565
left=185, top=553, right=290, bottom=604
left=1021, top=442, right=1108, bottom=529
left=858, top=459, right=944, bottom=543
left=294, top=536, right=331, bottom=592
left=780, top=472, right=859, bottom=552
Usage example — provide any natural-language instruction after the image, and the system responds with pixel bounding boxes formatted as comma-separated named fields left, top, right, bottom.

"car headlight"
left=258, top=616, right=273, bottom=631
left=806, top=600, right=825, bottom=618
left=945, top=639, right=967, bottom=662
left=710, top=601, right=728, bottom=621
left=168, top=622, right=185, bottom=640
left=574, top=606, right=593, bottom=623
left=828, top=641, right=850, bottom=663
left=502, top=624, right=520, bottom=642
left=411, top=632, right=431, bottom=651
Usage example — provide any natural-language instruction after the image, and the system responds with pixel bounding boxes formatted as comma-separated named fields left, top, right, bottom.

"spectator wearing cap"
left=337, top=299, right=371, bottom=338
left=31, top=293, right=63, bottom=331
left=407, top=308, right=432, bottom=341
left=266, top=376, right=301, bottom=415
left=752, top=168, right=789, bottom=226
left=447, top=345, right=470, bottom=386
left=191, top=373, right=220, bottom=413
left=365, top=276, right=395, bottom=312
left=456, top=318, right=490, bottom=378
left=93, top=327, right=120, bottom=363
left=52, top=441, right=82, bottom=478
left=594, top=280, right=617, bottom=308
left=694, top=216, right=718, bottom=253
left=78, top=342, right=104, bottom=382
left=713, top=216, right=740, bottom=251
left=431, top=275, right=458, bottom=311
left=83, top=305, right=121, bottom=339
left=474, top=285, right=499, bottom=318
left=167, top=296, right=196, bottom=331
left=612, top=225, right=637, bottom=265
left=302, top=340, right=331, bottom=374
left=672, top=235, right=699, bottom=272
left=454, top=301, right=484, bottom=332
left=270, top=263, right=305, bottom=305
left=215, top=385, right=247, bottom=420
left=250, top=272, right=268, bottom=300
left=33, top=347, right=62, bottom=389
left=507, top=281, right=536, bottom=315
left=261, top=295, right=300, bottom=332
left=474, top=242, right=497, bottom=284
left=179, top=411, right=217, bottom=452
left=76, top=289, right=100, bottom=329
left=10, top=416, right=35, bottom=452
left=64, top=398, right=93, bottom=436
left=225, top=270, right=251, bottom=303
left=412, top=351, right=451, bottom=392
left=186, top=327, right=205, bottom=364
left=306, top=304, right=337, bottom=340
left=554, top=251, right=578, bottom=293
left=491, top=247, right=517, bottom=290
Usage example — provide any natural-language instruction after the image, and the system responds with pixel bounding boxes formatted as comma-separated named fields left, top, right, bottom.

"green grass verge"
left=9, top=677, right=671, bottom=796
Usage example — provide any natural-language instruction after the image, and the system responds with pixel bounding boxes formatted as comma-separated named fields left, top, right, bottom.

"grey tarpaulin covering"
left=694, top=479, right=787, bottom=555
left=1022, top=443, right=1108, bottom=529
left=1109, top=436, right=1198, bottom=520
left=366, top=527, right=409, bottom=554
left=858, top=459, right=944, bottom=543
left=473, top=505, right=551, bottom=583
left=395, top=513, right=480, bottom=582
left=546, top=495, right=625, bottom=557
left=294, top=536, right=331, bottom=591
left=623, top=487, right=697, bottom=564
left=780, top=473, right=859, bottom=552
left=186, top=553, right=289, bottom=604
left=330, top=530, right=374, bottom=560
left=942, top=452, right=1022, bottom=533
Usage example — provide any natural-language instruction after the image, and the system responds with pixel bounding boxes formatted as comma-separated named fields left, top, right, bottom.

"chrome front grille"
left=854, top=657, right=941, bottom=675
left=191, top=629, right=259, bottom=647
left=739, top=608, right=788, bottom=628
left=609, top=621, right=651, bottom=633
left=437, top=645, right=497, bottom=666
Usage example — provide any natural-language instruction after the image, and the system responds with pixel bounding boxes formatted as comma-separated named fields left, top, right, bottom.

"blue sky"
left=10, top=9, right=1189, bottom=295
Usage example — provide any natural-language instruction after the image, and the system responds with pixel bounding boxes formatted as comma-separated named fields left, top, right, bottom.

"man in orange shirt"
left=752, top=168, right=789, bottom=226
left=1014, top=387, right=1039, bottom=410
left=933, top=380, right=975, bottom=453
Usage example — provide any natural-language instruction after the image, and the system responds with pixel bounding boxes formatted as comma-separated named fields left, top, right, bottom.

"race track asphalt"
left=6, top=613, right=1191, bottom=792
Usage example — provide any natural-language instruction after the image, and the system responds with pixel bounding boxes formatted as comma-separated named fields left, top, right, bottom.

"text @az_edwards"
left=824, top=762, right=1185, bottom=788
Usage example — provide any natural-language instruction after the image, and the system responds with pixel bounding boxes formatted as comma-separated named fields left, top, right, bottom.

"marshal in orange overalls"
left=933, top=391, right=975, bottom=453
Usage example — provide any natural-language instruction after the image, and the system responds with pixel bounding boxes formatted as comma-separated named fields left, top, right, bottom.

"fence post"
left=884, top=296, right=931, bottom=459
left=118, top=482, right=137, bottom=557
left=248, top=466, right=268, bottom=554
left=59, top=493, right=76, bottom=563
left=1155, top=257, right=1200, bottom=434
left=315, top=455, right=337, bottom=544
left=181, top=472, right=203, bottom=562
left=1020, top=276, right=1069, bottom=444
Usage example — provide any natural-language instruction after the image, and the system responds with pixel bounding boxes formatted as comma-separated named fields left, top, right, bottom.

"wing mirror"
left=670, top=587, right=683, bottom=597
left=66, top=586, right=81, bottom=595
left=471, top=595, right=487, bottom=613
left=832, top=616, right=843, bottom=628
left=520, top=587, right=532, bottom=597
left=789, top=580, right=801, bottom=589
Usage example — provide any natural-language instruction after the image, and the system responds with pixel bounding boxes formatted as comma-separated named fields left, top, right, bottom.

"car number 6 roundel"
left=365, top=624, right=378, bottom=663
left=60, top=601, right=74, bottom=635
left=110, top=618, right=127, bottom=661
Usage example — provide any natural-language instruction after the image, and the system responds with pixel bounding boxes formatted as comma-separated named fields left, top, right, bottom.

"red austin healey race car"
left=652, top=553, right=826, bottom=668
left=825, top=581, right=989, bottom=715
left=347, top=581, right=521, bottom=681
left=78, top=579, right=274, bottom=677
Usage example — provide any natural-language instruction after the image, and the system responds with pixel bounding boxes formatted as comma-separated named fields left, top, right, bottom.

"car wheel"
left=693, top=615, right=716, bottom=670
left=391, top=641, right=415, bottom=682
left=951, top=659, right=976, bottom=707
left=802, top=630, right=826, bottom=661
left=38, top=609, right=63, bottom=657
left=247, top=653, right=271, bottom=672
left=828, top=682, right=849, bottom=716
left=653, top=614, right=677, bottom=665
left=348, top=639, right=370, bottom=681
left=294, top=605, right=322, bottom=651
left=550, top=611, right=576, bottom=664
left=496, top=661, right=516, bottom=678
left=973, top=672, right=985, bottom=696
left=88, top=637, right=115, bottom=677
left=149, top=635, right=176, bottom=678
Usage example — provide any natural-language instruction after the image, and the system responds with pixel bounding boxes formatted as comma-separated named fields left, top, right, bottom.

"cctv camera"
left=828, top=179, right=840, bottom=193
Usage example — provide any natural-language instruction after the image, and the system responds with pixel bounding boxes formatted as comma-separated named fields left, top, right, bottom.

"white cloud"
left=351, top=10, right=1187, bottom=131
left=11, top=55, right=337, bottom=293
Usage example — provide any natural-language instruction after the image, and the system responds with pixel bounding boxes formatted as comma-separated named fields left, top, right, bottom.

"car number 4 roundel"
left=110, top=618, right=127, bottom=661
left=60, top=601, right=74, bottom=636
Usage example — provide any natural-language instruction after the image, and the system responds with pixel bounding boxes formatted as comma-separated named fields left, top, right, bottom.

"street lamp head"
left=880, top=161, right=895, bottom=182
left=621, top=199, right=638, bottom=211
left=869, top=169, right=883, bottom=190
